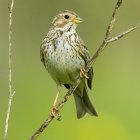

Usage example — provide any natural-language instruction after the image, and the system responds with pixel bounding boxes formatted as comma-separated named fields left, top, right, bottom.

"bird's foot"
left=80, top=68, right=89, bottom=79
left=50, top=106, right=61, bottom=121
left=51, top=106, right=59, bottom=117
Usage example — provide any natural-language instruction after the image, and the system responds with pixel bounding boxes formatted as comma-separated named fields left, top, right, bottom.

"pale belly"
left=45, top=49, right=85, bottom=85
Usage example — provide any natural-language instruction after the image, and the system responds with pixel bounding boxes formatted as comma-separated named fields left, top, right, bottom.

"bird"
left=40, top=10, right=98, bottom=119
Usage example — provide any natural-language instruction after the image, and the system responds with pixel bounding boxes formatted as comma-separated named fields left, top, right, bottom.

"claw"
left=51, top=106, right=59, bottom=117
left=80, top=68, right=89, bottom=79
left=51, top=106, right=62, bottom=121
left=51, top=85, right=61, bottom=117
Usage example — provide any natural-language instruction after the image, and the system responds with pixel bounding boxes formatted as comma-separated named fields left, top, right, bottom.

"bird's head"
left=52, top=10, right=83, bottom=31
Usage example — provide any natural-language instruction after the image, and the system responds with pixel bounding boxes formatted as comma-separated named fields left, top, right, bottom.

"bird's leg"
left=80, top=68, right=89, bottom=79
left=51, top=85, right=61, bottom=117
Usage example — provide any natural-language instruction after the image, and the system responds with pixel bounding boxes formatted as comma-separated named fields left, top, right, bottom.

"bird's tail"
left=73, top=84, right=98, bottom=119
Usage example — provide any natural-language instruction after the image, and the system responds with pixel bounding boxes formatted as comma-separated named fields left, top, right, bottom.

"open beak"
left=73, top=17, right=83, bottom=24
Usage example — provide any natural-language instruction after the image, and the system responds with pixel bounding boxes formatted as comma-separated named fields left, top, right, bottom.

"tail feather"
left=64, top=82, right=98, bottom=119
left=82, top=86, right=98, bottom=116
left=73, top=93, right=86, bottom=118
left=74, top=83, right=98, bottom=119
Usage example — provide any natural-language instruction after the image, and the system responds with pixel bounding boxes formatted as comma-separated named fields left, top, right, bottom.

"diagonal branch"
left=31, top=78, right=82, bottom=140
left=30, top=0, right=140, bottom=139
left=107, top=22, right=140, bottom=43
left=4, top=0, right=15, bottom=140
left=88, top=0, right=122, bottom=65
left=105, top=0, right=122, bottom=39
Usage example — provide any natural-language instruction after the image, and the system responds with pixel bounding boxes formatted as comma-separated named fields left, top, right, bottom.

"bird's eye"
left=64, top=15, right=70, bottom=19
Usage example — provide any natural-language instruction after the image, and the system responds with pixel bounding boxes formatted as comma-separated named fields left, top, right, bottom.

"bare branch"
left=107, top=22, right=140, bottom=43
left=105, top=0, right=122, bottom=39
left=30, top=78, right=82, bottom=140
left=88, top=0, right=122, bottom=64
left=4, top=0, right=15, bottom=140
left=4, top=92, right=15, bottom=140
left=30, top=0, right=140, bottom=139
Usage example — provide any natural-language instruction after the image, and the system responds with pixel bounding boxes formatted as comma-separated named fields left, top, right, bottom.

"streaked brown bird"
left=40, top=10, right=98, bottom=118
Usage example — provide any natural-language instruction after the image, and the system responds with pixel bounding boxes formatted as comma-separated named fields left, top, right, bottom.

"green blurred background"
left=0, top=0, right=140, bottom=139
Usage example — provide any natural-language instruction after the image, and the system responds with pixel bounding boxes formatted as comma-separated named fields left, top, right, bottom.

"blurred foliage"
left=0, top=0, right=140, bottom=139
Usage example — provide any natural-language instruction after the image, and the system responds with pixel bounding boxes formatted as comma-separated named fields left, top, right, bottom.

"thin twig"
left=4, top=0, right=15, bottom=140
left=30, top=78, right=82, bottom=140
left=30, top=0, right=140, bottom=139
left=105, top=0, right=122, bottom=39
left=88, top=0, right=122, bottom=65
left=107, top=22, right=140, bottom=43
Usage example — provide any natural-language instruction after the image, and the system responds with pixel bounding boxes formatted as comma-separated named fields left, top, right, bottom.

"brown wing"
left=78, top=35, right=94, bottom=90
left=40, top=39, right=47, bottom=66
